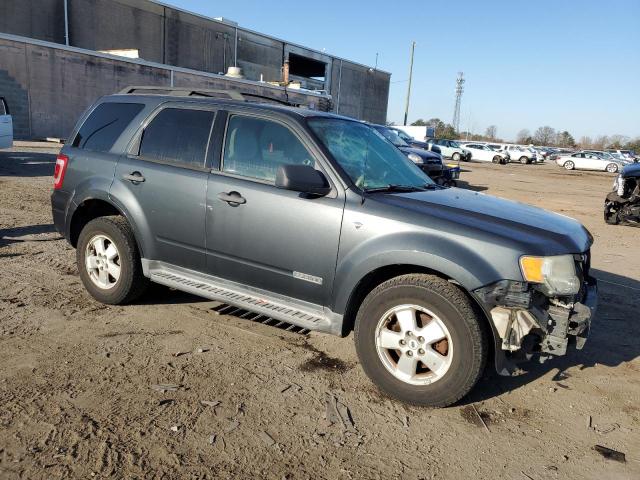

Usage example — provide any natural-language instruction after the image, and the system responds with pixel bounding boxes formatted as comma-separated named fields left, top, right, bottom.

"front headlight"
left=520, top=255, right=580, bottom=296
left=407, top=153, right=424, bottom=164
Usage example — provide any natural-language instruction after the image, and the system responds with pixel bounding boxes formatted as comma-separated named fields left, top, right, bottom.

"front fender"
left=331, top=231, right=505, bottom=315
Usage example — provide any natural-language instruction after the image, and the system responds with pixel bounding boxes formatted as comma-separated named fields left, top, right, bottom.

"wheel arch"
left=69, top=196, right=146, bottom=258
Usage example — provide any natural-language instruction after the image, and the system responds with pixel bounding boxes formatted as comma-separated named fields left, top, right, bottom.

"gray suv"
left=51, top=89, right=597, bottom=407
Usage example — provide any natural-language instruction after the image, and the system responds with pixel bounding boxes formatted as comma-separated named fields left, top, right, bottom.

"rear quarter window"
left=73, top=102, right=144, bottom=152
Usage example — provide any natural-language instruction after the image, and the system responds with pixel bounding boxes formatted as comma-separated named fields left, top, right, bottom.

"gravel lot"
left=1, top=145, right=639, bottom=479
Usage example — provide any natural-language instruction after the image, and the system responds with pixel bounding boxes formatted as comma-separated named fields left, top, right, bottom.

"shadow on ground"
left=0, top=151, right=57, bottom=177
left=456, top=180, right=488, bottom=192
left=462, top=268, right=640, bottom=404
left=0, top=224, right=60, bottom=248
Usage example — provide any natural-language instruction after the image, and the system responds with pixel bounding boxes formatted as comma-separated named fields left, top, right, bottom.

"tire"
left=452, top=152, right=461, bottom=162
left=354, top=274, right=488, bottom=407
left=606, top=163, right=618, bottom=173
left=563, top=160, right=575, bottom=170
left=492, top=155, right=501, bottom=164
left=77, top=216, right=149, bottom=305
left=519, top=156, right=529, bottom=164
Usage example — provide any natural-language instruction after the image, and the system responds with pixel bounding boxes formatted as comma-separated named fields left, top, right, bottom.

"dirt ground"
left=1, top=145, right=639, bottom=480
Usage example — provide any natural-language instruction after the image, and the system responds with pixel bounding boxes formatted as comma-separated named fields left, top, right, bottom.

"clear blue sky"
left=170, top=0, right=639, bottom=141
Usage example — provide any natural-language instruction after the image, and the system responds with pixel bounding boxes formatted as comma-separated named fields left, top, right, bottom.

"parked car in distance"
left=463, top=143, right=508, bottom=164
left=606, top=149, right=637, bottom=162
left=391, top=127, right=442, bottom=155
left=499, top=145, right=538, bottom=164
left=0, top=97, right=13, bottom=149
left=371, top=124, right=446, bottom=183
left=427, top=138, right=471, bottom=161
left=51, top=89, right=597, bottom=407
left=555, top=151, right=624, bottom=172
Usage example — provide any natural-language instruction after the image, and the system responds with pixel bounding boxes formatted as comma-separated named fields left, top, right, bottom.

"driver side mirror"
left=275, top=164, right=331, bottom=196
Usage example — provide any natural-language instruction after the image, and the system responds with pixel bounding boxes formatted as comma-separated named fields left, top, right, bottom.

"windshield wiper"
left=364, top=184, right=427, bottom=193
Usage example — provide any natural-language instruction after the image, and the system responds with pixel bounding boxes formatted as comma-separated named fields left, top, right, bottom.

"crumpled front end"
left=474, top=253, right=597, bottom=375
left=604, top=172, right=640, bottom=227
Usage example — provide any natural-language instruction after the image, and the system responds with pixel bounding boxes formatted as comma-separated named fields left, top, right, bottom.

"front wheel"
left=77, top=216, right=149, bottom=304
left=606, top=163, right=618, bottom=173
left=354, top=274, right=488, bottom=407
left=452, top=152, right=461, bottom=162
left=563, top=160, right=575, bottom=170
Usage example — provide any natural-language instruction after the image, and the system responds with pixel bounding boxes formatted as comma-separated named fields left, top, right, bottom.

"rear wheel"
left=606, top=163, right=618, bottom=173
left=77, top=216, right=149, bottom=304
left=452, top=152, right=461, bottom=162
left=354, top=274, right=487, bottom=407
left=563, top=160, right=575, bottom=170
left=492, top=155, right=501, bottom=164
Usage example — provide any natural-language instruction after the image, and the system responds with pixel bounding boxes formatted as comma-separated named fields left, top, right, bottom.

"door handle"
left=123, top=172, right=145, bottom=184
left=217, top=191, right=246, bottom=206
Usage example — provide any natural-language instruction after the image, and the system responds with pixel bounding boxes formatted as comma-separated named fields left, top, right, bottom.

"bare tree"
left=579, top=136, right=593, bottom=148
left=608, top=134, right=630, bottom=149
left=484, top=125, right=497, bottom=140
left=533, top=126, right=556, bottom=146
left=516, top=129, right=531, bottom=144
left=592, top=135, right=609, bottom=149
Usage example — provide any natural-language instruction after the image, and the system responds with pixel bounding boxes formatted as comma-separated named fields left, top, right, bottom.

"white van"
left=0, top=97, right=13, bottom=149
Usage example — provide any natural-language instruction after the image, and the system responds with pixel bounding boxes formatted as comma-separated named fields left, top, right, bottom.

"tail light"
left=53, top=153, right=69, bottom=190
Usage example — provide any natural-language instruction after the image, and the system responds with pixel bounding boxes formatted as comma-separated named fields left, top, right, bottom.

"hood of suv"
left=379, top=188, right=592, bottom=255
left=398, top=146, right=442, bottom=163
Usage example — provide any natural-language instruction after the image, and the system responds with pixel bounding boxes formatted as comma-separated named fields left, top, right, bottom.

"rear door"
left=0, top=97, right=13, bottom=149
left=111, top=103, right=216, bottom=271
left=204, top=111, right=345, bottom=307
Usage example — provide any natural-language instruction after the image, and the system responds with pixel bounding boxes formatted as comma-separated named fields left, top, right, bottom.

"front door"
left=205, top=112, right=344, bottom=307
left=111, top=105, right=216, bottom=271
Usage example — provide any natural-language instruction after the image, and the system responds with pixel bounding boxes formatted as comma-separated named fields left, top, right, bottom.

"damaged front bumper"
left=475, top=277, right=597, bottom=375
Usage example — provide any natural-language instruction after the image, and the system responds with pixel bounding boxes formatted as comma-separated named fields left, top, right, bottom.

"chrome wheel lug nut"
left=399, top=339, right=406, bottom=346
left=418, top=348, right=425, bottom=355
left=406, top=351, right=413, bottom=357
left=418, top=336, right=425, bottom=343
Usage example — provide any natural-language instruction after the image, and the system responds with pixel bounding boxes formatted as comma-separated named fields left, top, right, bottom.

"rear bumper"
left=51, top=189, right=72, bottom=240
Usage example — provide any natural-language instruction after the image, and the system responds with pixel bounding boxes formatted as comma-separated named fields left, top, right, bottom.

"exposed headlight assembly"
left=407, top=153, right=424, bottom=164
left=520, top=255, right=580, bottom=296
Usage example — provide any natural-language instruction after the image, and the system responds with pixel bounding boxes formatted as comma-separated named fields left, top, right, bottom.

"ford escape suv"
left=51, top=88, right=597, bottom=407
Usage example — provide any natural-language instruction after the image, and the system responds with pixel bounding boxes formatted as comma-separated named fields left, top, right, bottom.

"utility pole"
left=452, top=72, right=465, bottom=133
left=403, top=41, right=415, bottom=126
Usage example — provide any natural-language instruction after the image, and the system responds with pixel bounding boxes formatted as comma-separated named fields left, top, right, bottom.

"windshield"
left=449, top=140, right=460, bottom=148
left=396, top=130, right=412, bottom=141
left=308, top=118, right=434, bottom=190
left=374, top=126, right=409, bottom=147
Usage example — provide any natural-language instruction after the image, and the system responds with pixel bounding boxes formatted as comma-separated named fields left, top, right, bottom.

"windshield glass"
left=308, top=118, right=434, bottom=190
left=374, top=126, right=409, bottom=147
left=449, top=141, right=460, bottom=148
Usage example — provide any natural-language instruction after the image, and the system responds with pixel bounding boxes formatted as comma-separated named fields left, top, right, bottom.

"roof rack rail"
left=118, top=86, right=296, bottom=107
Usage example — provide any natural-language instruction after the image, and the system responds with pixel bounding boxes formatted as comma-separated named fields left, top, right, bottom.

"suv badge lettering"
left=293, top=271, right=323, bottom=285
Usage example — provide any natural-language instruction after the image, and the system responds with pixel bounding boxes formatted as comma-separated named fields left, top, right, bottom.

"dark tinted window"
left=0, top=98, right=8, bottom=116
left=223, top=115, right=314, bottom=182
left=140, top=108, right=215, bottom=168
left=73, top=102, right=144, bottom=152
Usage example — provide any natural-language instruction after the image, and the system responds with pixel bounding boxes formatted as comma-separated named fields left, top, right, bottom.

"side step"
left=143, top=260, right=338, bottom=335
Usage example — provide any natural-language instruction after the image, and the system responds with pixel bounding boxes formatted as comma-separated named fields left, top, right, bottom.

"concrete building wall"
left=69, top=0, right=165, bottom=63
left=0, top=0, right=65, bottom=44
left=0, top=36, right=330, bottom=139
left=0, top=0, right=391, bottom=132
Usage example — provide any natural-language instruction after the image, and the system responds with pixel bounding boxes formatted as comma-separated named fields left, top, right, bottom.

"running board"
left=142, top=260, right=341, bottom=335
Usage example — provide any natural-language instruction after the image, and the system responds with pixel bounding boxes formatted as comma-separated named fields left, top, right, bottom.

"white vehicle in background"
left=0, top=97, right=13, bottom=149
left=499, top=144, right=537, bottom=164
left=606, top=149, right=636, bottom=161
left=463, top=142, right=508, bottom=164
left=556, top=151, right=625, bottom=173
left=427, top=138, right=471, bottom=161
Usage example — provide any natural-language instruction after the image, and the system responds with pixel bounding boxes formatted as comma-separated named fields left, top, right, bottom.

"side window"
left=0, top=98, right=8, bottom=116
left=222, top=115, right=314, bottom=183
left=139, top=108, right=215, bottom=168
left=73, top=102, right=144, bottom=152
